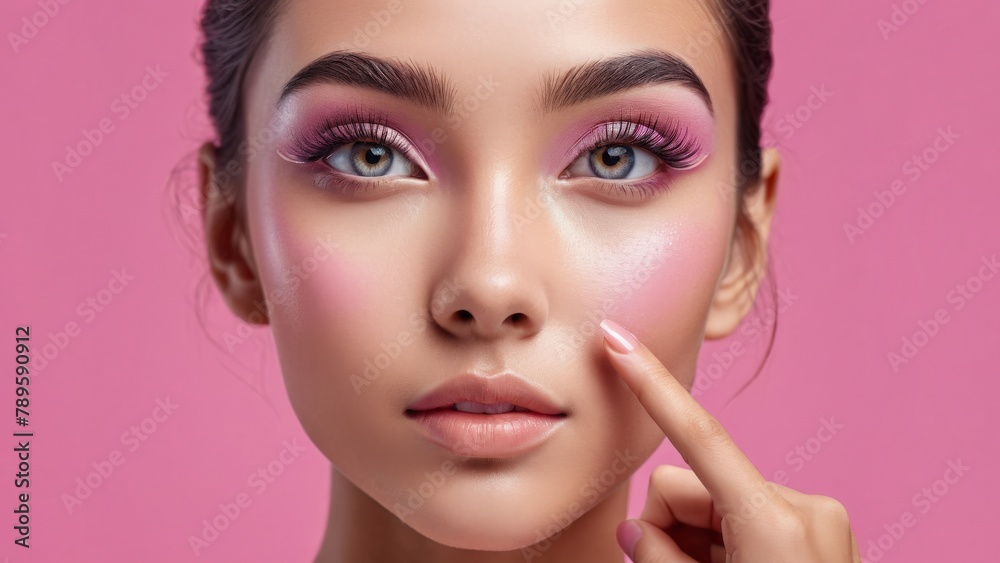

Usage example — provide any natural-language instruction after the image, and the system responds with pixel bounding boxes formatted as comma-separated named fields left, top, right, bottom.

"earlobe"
left=198, top=141, right=269, bottom=325
left=704, top=147, right=780, bottom=339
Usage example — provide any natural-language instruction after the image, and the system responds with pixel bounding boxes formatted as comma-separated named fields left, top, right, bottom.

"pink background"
left=2, top=1, right=997, bottom=561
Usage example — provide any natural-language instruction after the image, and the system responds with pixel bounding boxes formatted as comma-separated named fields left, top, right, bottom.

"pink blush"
left=602, top=223, right=727, bottom=333
left=251, top=187, right=369, bottom=332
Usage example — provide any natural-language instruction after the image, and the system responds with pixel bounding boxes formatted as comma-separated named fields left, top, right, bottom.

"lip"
left=404, top=372, right=568, bottom=458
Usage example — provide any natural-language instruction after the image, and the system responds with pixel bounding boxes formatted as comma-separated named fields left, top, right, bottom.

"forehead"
left=247, top=0, right=736, bottom=135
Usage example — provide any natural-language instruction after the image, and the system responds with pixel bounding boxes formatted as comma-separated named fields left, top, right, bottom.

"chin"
left=374, top=462, right=629, bottom=553
left=396, top=499, right=574, bottom=552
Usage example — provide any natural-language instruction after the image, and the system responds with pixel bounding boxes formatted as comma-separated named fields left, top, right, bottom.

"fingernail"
left=600, top=319, right=637, bottom=354
left=617, top=519, right=643, bottom=561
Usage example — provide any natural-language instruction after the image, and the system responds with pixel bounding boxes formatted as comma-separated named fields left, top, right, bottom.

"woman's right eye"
left=322, top=141, right=422, bottom=178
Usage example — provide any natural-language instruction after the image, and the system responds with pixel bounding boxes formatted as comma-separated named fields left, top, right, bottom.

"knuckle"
left=635, top=365, right=675, bottom=403
left=687, top=414, right=730, bottom=446
left=641, top=363, right=674, bottom=385
left=649, top=464, right=682, bottom=489
left=810, top=494, right=851, bottom=527
left=771, top=510, right=808, bottom=538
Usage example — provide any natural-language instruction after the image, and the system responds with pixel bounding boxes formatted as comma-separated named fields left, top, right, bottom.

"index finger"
left=599, top=319, right=771, bottom=507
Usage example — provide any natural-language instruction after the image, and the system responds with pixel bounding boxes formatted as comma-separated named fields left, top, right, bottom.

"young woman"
left=195, top=0, right=859, bottom=560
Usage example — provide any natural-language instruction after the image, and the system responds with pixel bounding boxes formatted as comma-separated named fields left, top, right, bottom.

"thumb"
left=616, top=519, right=690, bottom=562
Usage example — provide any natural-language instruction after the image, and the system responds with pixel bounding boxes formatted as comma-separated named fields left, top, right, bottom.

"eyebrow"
left=536, top=48, right=713, bottom=116
left=277, top=48, right=712, bottom=116
left=278, top=51, right=457, bottom=112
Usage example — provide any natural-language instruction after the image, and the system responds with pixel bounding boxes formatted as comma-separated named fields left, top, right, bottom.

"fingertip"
left=600, top=319, right=639, bottom=355
left=616, top=519, right=643, bottom=561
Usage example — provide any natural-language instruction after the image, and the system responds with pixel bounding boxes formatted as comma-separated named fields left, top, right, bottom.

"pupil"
left=602, top=146, right=628, bottom=166
left=351, top=142, right=393, bottom=176
left=591, top=145, right=633, bottom=179
left=365, top=146, right=386, bottom=164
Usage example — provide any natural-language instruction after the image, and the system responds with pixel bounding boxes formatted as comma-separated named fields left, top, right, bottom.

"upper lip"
left=405, top=372, right=567, bottom=416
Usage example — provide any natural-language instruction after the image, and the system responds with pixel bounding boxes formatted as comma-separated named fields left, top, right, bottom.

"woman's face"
left=225, top=0, right=753, bottom=551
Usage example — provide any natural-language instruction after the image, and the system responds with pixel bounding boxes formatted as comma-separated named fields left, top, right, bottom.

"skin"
left=197, top=0, right=857, bottom=560
left=601, top=319, right=860, bottom=561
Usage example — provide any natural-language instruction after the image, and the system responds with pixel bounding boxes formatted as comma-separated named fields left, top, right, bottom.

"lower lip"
left=405, top=408, right=567, bottom=458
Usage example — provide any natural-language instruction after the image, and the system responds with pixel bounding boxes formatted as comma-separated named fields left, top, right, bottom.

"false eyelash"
left=580, top=110, right=703, bottom=170
left=281, top=107, right=411, bottom=165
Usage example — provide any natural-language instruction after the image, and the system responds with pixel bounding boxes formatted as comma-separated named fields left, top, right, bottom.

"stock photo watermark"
left=391, top=429, right=494, bottom=519
left=773, top=416, right=845, bottom=483
left=220, top=234, right=343, bottom=353
left=877, top=0, right=932, bottom=41
left=188, top=439, right=307, bottom=556
left=31, top=268, right=136, bottom=373
left=545, top=0, right=589, bottom=30
left=7, top=0, right=72, bottom=54
left=521, top=449, right=640, bottom=561
left=552, top=249, right=670, bottom=361
left=762, top=84, right=834, bottom=145
left=51, top=65, right=169, bottom=183
left=886, top=254, right=997, bottom=373
left=709, top=416, right=847, bottom=539
left=335, top=0, right=403, bottom=51
left=692, top=286, right=799, bottom=398
left=843, top=126, right=958, bottom=244
left=406, top=73, right=501, bottom=158
left=61, top=397, right=179, bottom=515
left=862, top=458, right=969, bottom=561
left=351, top=276, right=465, bottom=394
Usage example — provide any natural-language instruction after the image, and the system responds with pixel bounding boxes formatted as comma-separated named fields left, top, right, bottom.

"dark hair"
left=186, top=0, right=777, bottom=403
left=699, top=0, right=779, bottom=404
left=201, top=0, right=285, bottom=209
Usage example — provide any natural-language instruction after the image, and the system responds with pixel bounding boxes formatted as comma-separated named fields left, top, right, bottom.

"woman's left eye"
left=565, top=144, right=660, bottom=180
left=322, top=142, right=420, bottom=178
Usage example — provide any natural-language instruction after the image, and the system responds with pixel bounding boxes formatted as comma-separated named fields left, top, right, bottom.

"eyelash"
left=282, top=109, right=406, bottom=163
left=565, top=110, right=704, bottom=203
left=279, top=108, right=424, bottom=197
left=590, top=113, right=701, bottom=168
left=281, top=108, right=703, bottom=202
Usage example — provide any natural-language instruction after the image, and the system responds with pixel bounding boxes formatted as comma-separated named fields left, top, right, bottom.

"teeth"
left=453, top=402, right=527, bottom=414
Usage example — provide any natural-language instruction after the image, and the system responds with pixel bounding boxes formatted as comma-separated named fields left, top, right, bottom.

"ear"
left=198, top=142, right=269, bottom=325
left=704, top=147, right=780, bottom=339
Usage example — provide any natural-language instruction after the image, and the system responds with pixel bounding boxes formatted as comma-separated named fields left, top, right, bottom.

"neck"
left=314, top=466, right=629, bottom=563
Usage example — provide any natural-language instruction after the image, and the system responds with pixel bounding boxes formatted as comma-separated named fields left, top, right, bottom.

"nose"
left=429, top=176, right=551, bottom=341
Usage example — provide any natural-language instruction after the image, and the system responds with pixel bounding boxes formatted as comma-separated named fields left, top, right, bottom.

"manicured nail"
left=617, top=519, right=643, bottom=561
left=600, top=319, right=637, bottom=354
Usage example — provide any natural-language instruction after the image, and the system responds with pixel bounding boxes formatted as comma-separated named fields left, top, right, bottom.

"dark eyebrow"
left=277, top=51, right=457, bottom=112
left=535, top=48, right=713, bottom=116
left=277, top=49, right=712, bottom=117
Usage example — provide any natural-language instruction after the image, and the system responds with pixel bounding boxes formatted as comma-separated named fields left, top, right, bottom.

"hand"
left=599, top=319, right=860, bottom=563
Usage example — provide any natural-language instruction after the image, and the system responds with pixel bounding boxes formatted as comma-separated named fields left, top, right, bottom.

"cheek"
left=248, top=154, right=384, bottom=340
left=572, top=219, right=731, bottom=471
left=255, top=207, right=370, bottom=340
left=614, top=226, right=724, bottom=327
left=594, top=212, right=731, bottom=386
left=248, top=187, right=393, bottom=440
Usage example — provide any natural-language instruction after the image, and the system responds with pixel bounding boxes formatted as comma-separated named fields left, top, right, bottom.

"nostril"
left=456, top=310, right=473, bottom=321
